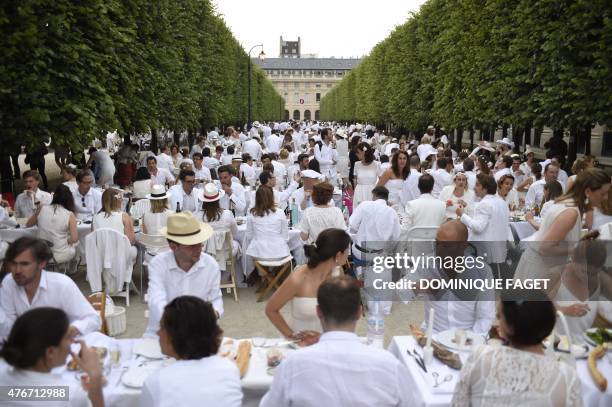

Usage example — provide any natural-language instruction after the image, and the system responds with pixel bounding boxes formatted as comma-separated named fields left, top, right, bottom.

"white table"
left=509, top=220, right=537, bottom=242
left=388, top=335, right=612, bottom=407
left=55, top=333, right=287, bottom=407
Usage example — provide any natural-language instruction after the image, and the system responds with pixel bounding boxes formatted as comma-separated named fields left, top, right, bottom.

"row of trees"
left=0, top=0, right=283, bottom=152
left=321, top=0, right=612, bottom=163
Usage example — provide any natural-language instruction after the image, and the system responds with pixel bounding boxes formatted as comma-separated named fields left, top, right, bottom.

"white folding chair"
left=130, top=199, right=151, bottom=220
left=203, top=229, right=239, bottom=301
left=254, top=255, right=293, bottom=302
left=85, top=228, right=139, bottom=306
left=136, top=233, right=170, bottom=300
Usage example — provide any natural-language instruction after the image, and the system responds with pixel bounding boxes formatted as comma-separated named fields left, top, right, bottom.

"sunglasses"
left=81, top=197, right=86, bottom=208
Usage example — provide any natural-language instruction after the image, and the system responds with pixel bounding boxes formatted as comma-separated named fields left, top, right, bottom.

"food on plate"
left=235, top=340, right=251, bottom=377
left=410, top=325, right=462, bottom=370
left=587, top=345, right=608, bottom=391
left=586, top=328, right=612, bottom=346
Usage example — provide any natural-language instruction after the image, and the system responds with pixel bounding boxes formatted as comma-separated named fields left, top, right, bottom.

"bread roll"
left=588, top=345, right=608, bottom=392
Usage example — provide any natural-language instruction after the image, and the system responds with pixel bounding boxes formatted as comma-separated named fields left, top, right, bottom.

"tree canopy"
left=0, top=0, right=283, bottom=151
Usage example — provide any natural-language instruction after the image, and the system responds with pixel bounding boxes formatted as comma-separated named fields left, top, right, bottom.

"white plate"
left=434, top=329, right=485, bottom=352
left=583, top=328, right=612, bottom=347
left=133, top=339, right=164, bottom=359
left=121, top=361, right=165, bottom=388
left=543, top=335, right=590, bottom=359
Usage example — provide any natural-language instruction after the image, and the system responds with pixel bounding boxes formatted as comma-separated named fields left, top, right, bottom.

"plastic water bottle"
left=290, top=198, right=300, bottom=226
left=367, top=299, right=385, bottom=348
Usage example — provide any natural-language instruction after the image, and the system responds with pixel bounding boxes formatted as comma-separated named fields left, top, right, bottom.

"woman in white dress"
left=547, top=240, right=611, bottom=337
left=439, top=172, right=475, bottom=219
left=377, top=150, right=410, bottom=208
left=87, top=148, right=115, bottom=187
left=451, top=290, right=582, bottom=407
left=245, top=185, right=289, bottom=260
left=299, top=182, right=346, bottom=243
left=92, top=188, right=137, bottom=260
left=0, top=308, right=105, bottom=407
left=142, top=185, right=173, bottom=235
left=132, top=167, right=152, bottom=199
left=170, top=145, right=183, bottom=168
left=26, top=184, right=78, bottom=264
left=525, top=180, right=564, bottom=231
left=585, top=186, right=612, bottom=230
left=61, top=165, right=78, bottom=191
left=265, top=229, right=351, bottom=345
left=352, top=142, right=380, bottom=208
left=515, top=168, right=610, bottom=280
left=495, top=174, right=520, bottom=211
left=141, top=297, right=242, bottom=407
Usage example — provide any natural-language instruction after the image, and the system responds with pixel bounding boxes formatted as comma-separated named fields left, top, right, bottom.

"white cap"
left=300, top=169, right=322, bottom=179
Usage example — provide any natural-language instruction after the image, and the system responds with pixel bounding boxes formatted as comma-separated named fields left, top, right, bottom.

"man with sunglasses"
left=168, top=170, right=200, bottom=213
left=72, top=170, right=102, bottom=220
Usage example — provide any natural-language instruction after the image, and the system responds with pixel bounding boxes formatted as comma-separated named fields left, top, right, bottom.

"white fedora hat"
left=160, top=211, right=213, bottom=245
left=497, top=137, right=514, bottom=148
left=198, top=183, right=225, bottom=203
left=300, top=169, right=322, bottom=179
left=146, top=184, right=169, bottom=200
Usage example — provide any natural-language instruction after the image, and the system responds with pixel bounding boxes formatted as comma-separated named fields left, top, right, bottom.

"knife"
left=406, top=349, right=427, bottom=373
left=413, top=348, right=428, bottom=373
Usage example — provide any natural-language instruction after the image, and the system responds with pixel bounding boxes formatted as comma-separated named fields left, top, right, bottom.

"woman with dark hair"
left=61, top=165, right=79, bottom=191
left=495, top=174, right=519, bottom=211
left=475, top=155, right=491, bottom=176
left=307, top=157, right=321, bottom=173
left=141, top=296, right=242, bottom=407
left=451, top=290, right=581, bottom=406
left=246, top=186, right=290, bottom=261
left=348, top=134, right=362, bottom=188
left=0, top=308, right=104, bottom=407
left=516, top=162, right=542, bottom=194
left=26, top=184, right=78, bottom=264
left=265, top=228, right=351, bottom=345
left=526, top=180, right=564, bottom=230
left=353, top=142, right=380, bottom=207
left=132, top=166, right=152, bottom=199
left=377, top=150, right=409, bottom=207
left=299, top=182, right=346, bottom=242
left=515, top=168, right=611, bottom=280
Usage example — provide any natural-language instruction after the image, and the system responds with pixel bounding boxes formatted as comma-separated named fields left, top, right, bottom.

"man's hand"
left=455, top=206, right=464, bottom=217
left=222, top=183, right=232, bottom=196
left=67, top=325, right=81, bottom=340
left=293, top=172, right=301, bottom=183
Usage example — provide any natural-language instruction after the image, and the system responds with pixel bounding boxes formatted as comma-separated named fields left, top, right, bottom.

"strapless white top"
left=290, top=297, right=321, bottom=333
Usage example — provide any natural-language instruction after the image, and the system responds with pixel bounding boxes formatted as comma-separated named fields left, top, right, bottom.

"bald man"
left=397, top=220, right=496, bottom=334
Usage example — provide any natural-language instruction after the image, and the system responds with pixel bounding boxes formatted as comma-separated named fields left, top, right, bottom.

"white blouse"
left=143, top=209, right=172, bottom=235
left=298, top=206, right=346, bottom=243
left=246, top=209, right=289, bottom=259
left=451, top=345, right=582, bottom=407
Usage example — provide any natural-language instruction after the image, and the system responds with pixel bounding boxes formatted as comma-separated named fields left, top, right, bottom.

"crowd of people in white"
left=0, top=120, right=610, bottom=406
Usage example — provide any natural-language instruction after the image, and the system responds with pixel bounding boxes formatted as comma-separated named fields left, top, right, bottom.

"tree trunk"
left=567, top=127, right=578, bottom=171
left=469, top=128, right=475, bottom=149
left=173, top=131, right=180, bottom=146
left=524, top=124, right=532, bottom=149
left=456, top=127, right=464, bottom=150
left=151, top=129, right=158, bottom=154
left=584, top=126, right=592, bottom=155
left=512, top=126, right=522, bottom=153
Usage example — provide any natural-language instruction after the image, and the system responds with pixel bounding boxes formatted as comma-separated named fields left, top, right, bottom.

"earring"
left=585, top=196, right=590, bottom=205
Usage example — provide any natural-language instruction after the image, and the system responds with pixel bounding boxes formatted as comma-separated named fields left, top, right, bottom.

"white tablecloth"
left=0, top=224, right=93, bottom=262
left=55, top=333, right=287, bottom=407
left=388, top=336, right=612, bottom=407
left=509, top=221, right=537, bottom=241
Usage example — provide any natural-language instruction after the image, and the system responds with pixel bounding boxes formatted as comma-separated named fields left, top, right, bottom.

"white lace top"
left=451, top=345, right=582, bottom=407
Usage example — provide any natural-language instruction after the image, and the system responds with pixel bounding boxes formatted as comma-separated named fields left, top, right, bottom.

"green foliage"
left=321, top=0, right=612, bottom=133
left=0, top=0, right=283, bottom=151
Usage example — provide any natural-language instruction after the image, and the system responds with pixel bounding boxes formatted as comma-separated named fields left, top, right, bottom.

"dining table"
left=388, top=335, right=612, bottom=407
left=51, top=332, right=292, bottom=407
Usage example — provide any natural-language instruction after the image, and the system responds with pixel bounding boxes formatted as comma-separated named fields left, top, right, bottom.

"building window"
left=293, top=110, right=300, bottom=120
left=304, top=110, right=311, bottom=120
left=337, top=71, right=344, bottom=77
left=284, top=110, right=290, bottom=120
left=315, top=110, right=320, bottom=120
left=294, top=82, right=299, bottom=88
left=315, top=83, right=321, bottom=88
left=315, top=71, right=322, bottom=76
left=294, top=93, right=299, bottom=102
left=316, top=93, right=321, bottom=102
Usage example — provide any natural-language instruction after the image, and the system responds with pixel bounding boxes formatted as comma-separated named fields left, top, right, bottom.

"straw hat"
left=145, top=184, right=169, bottom=200
left=198, top=183, right=225, bottom=203
left=160, top=211, right=213, bottom=245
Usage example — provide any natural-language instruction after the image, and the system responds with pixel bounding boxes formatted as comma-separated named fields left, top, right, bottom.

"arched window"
left=293, top=110, right=300, bottom=120
left=284, top=110, right=290, bottom=120
left=304, top=110, right=311, bottom=120
left=315, top=110, right=320, bottom=121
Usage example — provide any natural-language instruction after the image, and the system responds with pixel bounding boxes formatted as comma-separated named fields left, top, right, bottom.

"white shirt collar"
left=319, top=331, right=359, bottom=342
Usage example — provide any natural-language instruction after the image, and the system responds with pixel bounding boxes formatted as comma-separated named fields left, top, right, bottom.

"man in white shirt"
left=265, top=130, right=283, bottom=154
left=255, top=171, right=300, bottom=211
left=291, top=169, right=324, bottom=214
left=201, top=147, right=219, bottom=170
left=350, top=186, right=401, bottom=314
left=14, top=170, right=52, bottom=218
left=457, top=173, right=509, bottom=265
left=314, top=128, right=338, bottom=182
left=239, top=153, right=256, bottom=182
left=242, top=134, right=262, bottom=162
left=511, top=155, right=525, bottom=186
left=525, top=163, right=559, bottom=207
left=0, top=237, right=100, bottom=340
left=190, top=135, right=206, bottom=157
left=147, top=156, right=175, bottom=187
left=399, top=155, right=422, bottom=205
left=404, top=174, right=447, bottom=229
left=432, top=157, right=453, bottom=198
left=145, top=212, right=222, bottom=336
left=551, top=156, right=568, bottom=186
left=217, top=165, right=247, bottom=216
left=398, top=220, right=495, bottom=334
left=156, top=145, right=175, bottom=172
left=168, top=170, right=200, bottom=213
left=261, top=275, right=411, bottom=407
left=287, top=153, right=310, bottom=181
left=494, top=156, right=513, bottom=182
left=191, top=153, right=212, bottom=182
left=72, top=170, right=102, bottom=220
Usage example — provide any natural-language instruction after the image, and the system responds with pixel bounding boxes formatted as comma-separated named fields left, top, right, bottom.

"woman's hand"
left=291, top=330, right=321, bottom=346
left=525, top=211, right=534, bottom=221
left=561, top=303, right=591, bottom=317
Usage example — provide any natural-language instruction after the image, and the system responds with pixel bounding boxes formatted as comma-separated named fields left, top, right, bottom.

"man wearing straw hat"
left=144, top=211, right=222, bottom=337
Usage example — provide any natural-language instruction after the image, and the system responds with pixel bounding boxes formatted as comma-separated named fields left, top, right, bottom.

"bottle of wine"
left=176, top=202, right=181, bottom=213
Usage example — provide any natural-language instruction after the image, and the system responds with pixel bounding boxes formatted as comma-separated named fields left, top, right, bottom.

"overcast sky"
left=213, top=0, right=427, bottom=59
